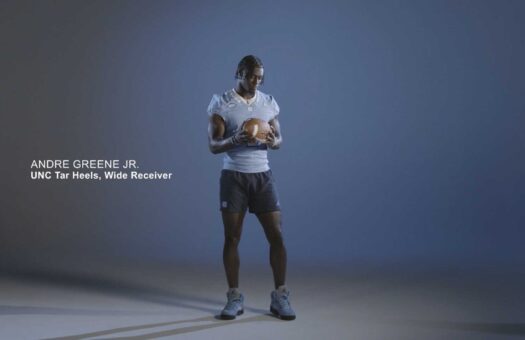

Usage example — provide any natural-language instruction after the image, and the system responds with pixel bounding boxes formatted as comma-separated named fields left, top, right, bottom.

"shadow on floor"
left=45, top=314, right=280, bottom=339
left=0, top=304, right=180, bottom=316
left=0, top=268, right=268, bottom=315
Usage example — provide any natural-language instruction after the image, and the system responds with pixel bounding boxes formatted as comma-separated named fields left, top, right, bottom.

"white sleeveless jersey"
left=207, top=89, right=280, bottom=173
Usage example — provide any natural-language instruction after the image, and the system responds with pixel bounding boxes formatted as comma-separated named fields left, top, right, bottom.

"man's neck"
left=234, top=85, right=255, bottom=100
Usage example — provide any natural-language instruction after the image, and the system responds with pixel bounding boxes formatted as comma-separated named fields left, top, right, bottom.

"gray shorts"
left=220, top=169, right=281, bottom=214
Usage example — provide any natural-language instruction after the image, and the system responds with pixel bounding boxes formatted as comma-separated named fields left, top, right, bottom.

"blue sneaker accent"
left=270, top=288, right=296, bottom=320
left=220, top=291, right=244, bottom=320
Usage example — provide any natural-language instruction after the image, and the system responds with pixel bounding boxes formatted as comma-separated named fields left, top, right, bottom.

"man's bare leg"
left=256, top=211, right=287, bottom=289
left=222, top=211, right=246, bottom=288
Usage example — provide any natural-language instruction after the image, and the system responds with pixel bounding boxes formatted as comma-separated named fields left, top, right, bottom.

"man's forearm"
left=209, top=136, right=238, bottom=154
left=269, top=136, right=282, bottom=150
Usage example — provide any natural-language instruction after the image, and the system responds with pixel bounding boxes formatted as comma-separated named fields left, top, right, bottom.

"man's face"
left=240, top=67, right=264, bottom=94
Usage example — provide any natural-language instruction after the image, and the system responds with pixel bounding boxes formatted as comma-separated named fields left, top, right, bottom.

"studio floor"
left=0, top=263, right=524, bottom=339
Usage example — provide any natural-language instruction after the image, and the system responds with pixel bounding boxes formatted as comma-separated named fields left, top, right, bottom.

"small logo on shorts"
left=222, top=201, right=228, bottom=208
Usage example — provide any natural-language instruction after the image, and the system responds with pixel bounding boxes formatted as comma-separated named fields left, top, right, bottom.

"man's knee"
left=267, top=230, right=284, bottom=247
left=225, top=235, right=241, bottom=247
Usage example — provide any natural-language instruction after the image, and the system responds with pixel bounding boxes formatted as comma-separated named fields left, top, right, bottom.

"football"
left=242, top=118, right=271, bottom=142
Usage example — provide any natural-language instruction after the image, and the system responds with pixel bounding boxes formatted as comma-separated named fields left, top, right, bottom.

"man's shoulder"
left=208, top=90, right=237, bottom=116
left=210, top=89, right=237, bottom=101
left=217, top=89, right=237, bottom=104
left=256, top=91, right=280, bottom=114
left=257, top=90, right=277, bottom=103
left=212, top=89, right=277, bottom=104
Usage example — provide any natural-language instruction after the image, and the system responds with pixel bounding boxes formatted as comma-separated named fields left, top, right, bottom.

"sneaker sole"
left=270, top=306, right=296, bottom=321
left=220, top=309, right=244, bottom=320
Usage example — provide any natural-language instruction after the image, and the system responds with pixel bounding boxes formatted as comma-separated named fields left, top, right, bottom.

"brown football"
left=242, top=118, right=271, bottom=142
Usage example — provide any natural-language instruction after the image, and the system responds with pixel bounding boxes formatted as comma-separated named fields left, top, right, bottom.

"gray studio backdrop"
left=2, top=0, right=524, bottom=272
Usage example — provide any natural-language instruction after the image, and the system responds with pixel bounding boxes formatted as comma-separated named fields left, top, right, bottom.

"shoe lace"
left=225, top=296, right=241, bottom=309
left=277, top=293, right=291, bottom=309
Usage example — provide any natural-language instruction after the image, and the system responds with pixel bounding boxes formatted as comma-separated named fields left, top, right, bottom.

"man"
left=207, top=55, right=296, bottom=321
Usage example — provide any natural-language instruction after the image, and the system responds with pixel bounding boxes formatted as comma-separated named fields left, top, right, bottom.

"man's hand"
left=232, top=129, right=252, bottom=145
left=264, top=125, right=277, bottom=148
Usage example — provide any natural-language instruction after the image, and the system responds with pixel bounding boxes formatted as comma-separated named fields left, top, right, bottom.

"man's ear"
left=238, top=69, right=246, bottom=79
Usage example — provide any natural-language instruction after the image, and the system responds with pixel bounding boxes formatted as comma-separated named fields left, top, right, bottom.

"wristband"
left=231, top=135, right=239, bottom=145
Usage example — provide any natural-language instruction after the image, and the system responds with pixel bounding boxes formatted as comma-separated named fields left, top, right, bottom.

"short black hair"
left=235, top=55, right=264, bottom=84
